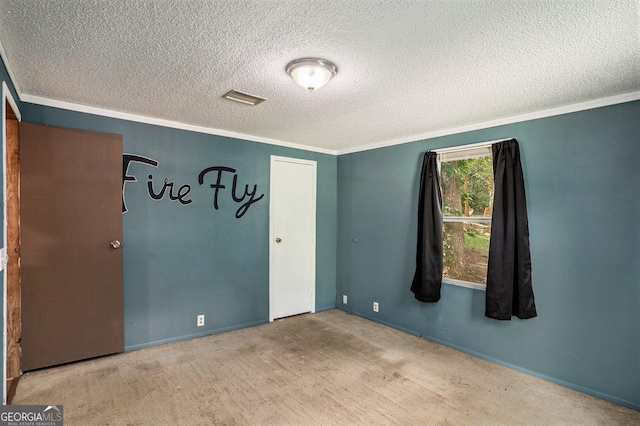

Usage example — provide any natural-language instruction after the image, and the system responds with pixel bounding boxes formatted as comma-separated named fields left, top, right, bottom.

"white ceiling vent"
left=223, top=90, right=266, bottom=106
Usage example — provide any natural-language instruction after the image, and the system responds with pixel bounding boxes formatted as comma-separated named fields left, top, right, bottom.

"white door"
left=269, top=156, right=316, bottom=321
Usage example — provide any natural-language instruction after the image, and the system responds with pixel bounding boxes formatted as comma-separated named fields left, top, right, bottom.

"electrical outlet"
left=373, top=302, right=379, bottom=312
left=343, top=295, right=348, bottom=304
left=197, top=314, right=205, bottom=327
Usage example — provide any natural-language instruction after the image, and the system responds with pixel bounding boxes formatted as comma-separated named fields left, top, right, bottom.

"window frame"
left=435, top=141, right=496, bottom=291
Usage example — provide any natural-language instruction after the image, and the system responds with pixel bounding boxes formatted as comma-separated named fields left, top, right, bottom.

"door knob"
left=275, top=237, right=282, bottom=243
left=110, top=240, right=123, bottom=249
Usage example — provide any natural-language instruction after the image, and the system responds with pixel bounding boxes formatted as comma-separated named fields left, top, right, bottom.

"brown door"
left=20, top=122, right=123, bottom=371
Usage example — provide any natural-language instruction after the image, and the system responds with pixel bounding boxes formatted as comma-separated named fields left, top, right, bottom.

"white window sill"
left=443, top=278, right=486, bottom=291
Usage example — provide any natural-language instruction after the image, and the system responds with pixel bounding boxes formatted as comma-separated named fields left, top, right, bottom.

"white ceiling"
left=0, top=1, right=638, bottom=154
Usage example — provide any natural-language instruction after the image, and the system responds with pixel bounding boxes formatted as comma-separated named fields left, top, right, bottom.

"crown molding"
left=20, top=94, right=338, bottom=155
left=0, top=39, right=23, bottom=100
left=337, top=91, right=640, bottom=155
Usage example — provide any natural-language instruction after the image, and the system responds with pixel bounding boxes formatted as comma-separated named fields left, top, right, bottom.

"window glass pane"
left=443, top=222, right=491, bottom=285
left=441, top=157, right=493, bottom=218
left=441, top=155, right=493, bottom=286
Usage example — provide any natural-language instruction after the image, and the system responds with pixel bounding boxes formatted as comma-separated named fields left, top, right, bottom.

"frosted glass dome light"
left=286, top=58, right=337, bottom=92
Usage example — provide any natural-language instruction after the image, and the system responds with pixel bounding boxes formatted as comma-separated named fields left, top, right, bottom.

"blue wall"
left=336, top=100, right=640, bottom=409
left=20, top=103, right=337, bottom=351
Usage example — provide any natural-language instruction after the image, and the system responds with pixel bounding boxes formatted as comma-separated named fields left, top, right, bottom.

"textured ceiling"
left=0, top=1, right=638, bottom=153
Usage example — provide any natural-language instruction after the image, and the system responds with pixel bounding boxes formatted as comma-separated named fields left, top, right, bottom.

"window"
left=437, top=143, right=493, bottom=290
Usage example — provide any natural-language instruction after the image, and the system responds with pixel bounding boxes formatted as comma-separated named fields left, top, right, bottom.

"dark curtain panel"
left=486, top=139, right=537, bottom=320
left=411, top=152, right=443, bottom=302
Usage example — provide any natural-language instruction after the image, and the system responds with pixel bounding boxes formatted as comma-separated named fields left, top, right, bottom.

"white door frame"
left=2, top=81, right=21, bottom=404
left=269, top=155, right=316, bottom=322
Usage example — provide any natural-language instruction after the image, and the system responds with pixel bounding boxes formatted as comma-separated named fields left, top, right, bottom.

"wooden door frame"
left=2, top=81, right=21, bottom=404
left=268, top=155, right=317, bottom=322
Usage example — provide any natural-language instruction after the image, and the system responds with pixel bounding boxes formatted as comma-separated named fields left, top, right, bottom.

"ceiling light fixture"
left=286, top=58, right=337, bottom=92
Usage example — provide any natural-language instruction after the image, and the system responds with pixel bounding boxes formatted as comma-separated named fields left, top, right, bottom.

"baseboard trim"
left=422, top=334, right=640, bottom=412
left=315, top=304, right=337, bottom=313
left=124, top=318, right=269, bottom=352
left=336, top=307, right=640, bottom=412
left=124, top=308, right=337, bottom=353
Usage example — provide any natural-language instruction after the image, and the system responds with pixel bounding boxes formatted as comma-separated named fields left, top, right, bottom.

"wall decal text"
left=122, top=154, right=264, bottom=218
left=147, top=175, right=192, bottom=205
left=198, top=166, right=264, bottom=219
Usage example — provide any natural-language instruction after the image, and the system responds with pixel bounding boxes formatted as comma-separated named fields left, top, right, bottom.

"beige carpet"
left=13, top=310, right=639, bottom=425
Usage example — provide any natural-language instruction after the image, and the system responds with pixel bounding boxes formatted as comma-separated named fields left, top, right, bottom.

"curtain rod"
left=433, top=137, right=514, bottom=155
